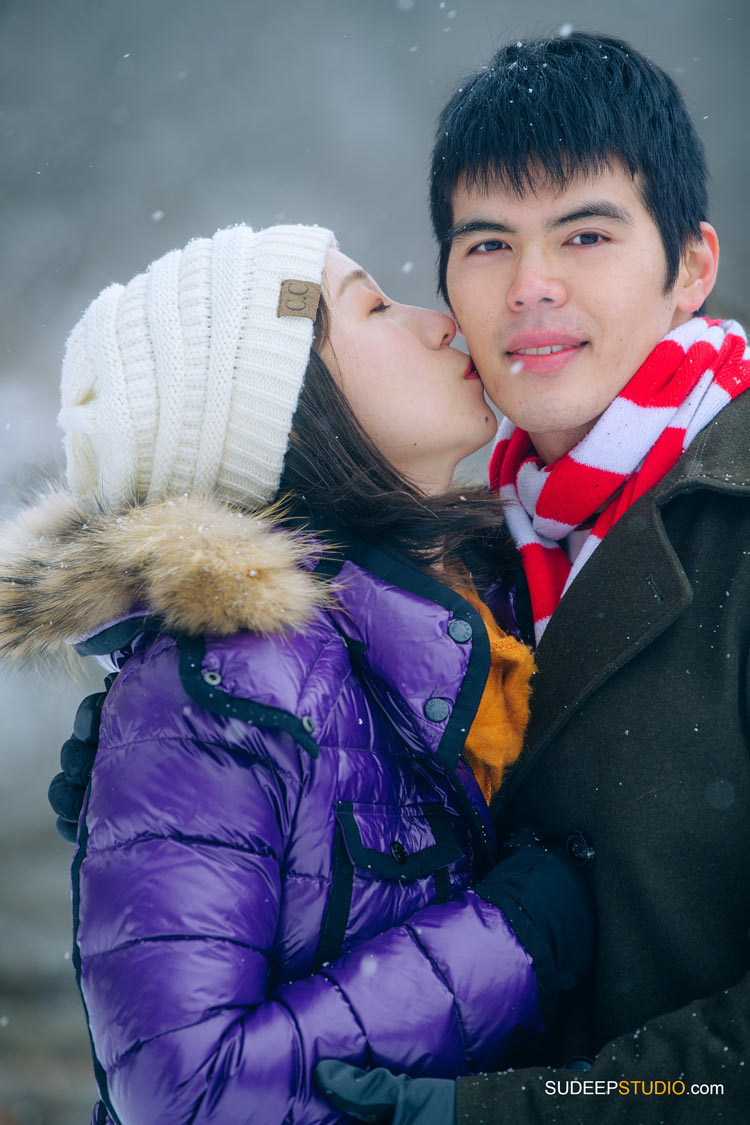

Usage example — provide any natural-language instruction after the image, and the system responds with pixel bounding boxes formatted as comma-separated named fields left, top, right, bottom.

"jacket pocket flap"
left=336, top=801, right=464, bottom=881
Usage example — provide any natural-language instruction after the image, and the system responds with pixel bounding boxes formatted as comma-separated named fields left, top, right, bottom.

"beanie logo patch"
left=278, top=279, right=321, bottom=321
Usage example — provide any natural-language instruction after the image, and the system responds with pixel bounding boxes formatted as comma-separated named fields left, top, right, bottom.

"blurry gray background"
left=0, top=0, right=747, bottom=1121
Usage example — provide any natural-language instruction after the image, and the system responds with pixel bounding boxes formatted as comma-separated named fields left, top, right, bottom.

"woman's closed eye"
left=370, top=299, right=393, bottom=313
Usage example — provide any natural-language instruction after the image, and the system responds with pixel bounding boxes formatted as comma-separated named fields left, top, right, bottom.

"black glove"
left=315, top=1061, right=455, bottom=1125
left=473, top=827, right=595, bottom=1021
left=48, top=677, right=115, bottom=842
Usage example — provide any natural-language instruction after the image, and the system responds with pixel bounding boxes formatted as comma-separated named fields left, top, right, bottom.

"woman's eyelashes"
left=370, top=299, right=393, bottom=313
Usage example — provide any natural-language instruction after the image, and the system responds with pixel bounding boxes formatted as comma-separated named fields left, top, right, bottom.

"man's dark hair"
left=430, top=32, right=709, bottom=304
left=275, top=297, right=515, bottom=589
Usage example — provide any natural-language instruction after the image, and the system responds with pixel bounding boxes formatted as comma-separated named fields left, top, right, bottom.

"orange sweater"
left=456, top=587, right=535, bottom=803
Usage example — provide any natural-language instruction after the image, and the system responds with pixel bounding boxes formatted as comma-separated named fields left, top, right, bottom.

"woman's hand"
left=472, top=827, right=596, bottom=1015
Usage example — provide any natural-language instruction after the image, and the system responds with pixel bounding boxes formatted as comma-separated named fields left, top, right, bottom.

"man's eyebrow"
left=337, top=267, right=374, bottom=298
left=549, top=201, right=634, bottom=228
left=447, top=219, right=515, bottom=243
left=446, top=201, right=634, bottom=244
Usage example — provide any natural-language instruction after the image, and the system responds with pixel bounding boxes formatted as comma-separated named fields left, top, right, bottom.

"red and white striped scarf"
left=489, top=317, right=750, bottom=644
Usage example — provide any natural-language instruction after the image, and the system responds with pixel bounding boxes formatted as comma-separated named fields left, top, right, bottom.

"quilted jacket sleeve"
left=75, top=652, right=543, bottom=1125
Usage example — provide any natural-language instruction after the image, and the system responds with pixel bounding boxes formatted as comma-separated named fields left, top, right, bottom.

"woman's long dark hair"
left=276, top=297, right=515, bottom=589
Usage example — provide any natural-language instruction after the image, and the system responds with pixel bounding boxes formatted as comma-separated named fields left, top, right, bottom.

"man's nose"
left=506, top=254, right=566, bottom=310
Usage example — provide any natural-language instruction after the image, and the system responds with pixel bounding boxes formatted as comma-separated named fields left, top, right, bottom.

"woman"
left=0, top=224, right=592, bottom=1124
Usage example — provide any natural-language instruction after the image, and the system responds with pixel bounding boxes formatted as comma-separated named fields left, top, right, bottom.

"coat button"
left=564, top=1057, right=594, bottom=1070
left=424, top=697, right=451, bottom=722
left=390, top=841, right=408, bottom=864
left=447, top=619, right=473, bottom=643
left=566, top=829, right=595, bottom=865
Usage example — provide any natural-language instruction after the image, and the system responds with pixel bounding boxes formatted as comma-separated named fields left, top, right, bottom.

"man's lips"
left=505, top=336, right=588, bottom=375
left=463, top=358, right=480, bottom=380
left=506, top=332, right=587, bottom=354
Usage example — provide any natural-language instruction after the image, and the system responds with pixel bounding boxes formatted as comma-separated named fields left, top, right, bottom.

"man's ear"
left=674, top=222, right=719, bottom=314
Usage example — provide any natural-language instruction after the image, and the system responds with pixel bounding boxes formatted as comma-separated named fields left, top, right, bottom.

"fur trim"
left=0, top=491, right=327, bottom=666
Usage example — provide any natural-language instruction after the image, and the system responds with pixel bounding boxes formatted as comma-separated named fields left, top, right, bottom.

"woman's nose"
left=506, top=254, right=566, bottom=311
left=405, top=305, right=457, bottom=348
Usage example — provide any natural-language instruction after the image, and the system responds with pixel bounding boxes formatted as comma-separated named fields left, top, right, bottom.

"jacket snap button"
left=424, top=697, right=451, bottom=722
left=202, top=669, right=222, bottom=687
left=390, top=840, right=408, bottom=864
left=564, top=1057, right=594, bottom=1070
left=447, top=619, right=472, bottom=643
left=566, top=829, right=595, bottom=865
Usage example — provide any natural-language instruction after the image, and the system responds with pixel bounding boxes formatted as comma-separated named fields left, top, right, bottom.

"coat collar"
left=0, top=493, right=326, bottom=666
left=501, top=390, right=750, bottom=801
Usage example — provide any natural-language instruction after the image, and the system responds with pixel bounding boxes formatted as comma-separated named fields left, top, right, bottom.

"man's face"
left=445, top=165, right=695, bottom=462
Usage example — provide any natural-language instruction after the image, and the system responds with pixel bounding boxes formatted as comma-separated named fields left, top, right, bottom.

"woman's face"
left=319, top=247, right=497, bottom=495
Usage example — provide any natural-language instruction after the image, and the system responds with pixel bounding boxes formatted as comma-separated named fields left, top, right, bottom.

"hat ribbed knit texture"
left=59, top=223, right=336, bottom=508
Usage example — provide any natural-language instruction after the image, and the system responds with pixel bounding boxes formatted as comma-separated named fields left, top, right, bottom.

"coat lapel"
left=505, top=491, right=691, bottom=797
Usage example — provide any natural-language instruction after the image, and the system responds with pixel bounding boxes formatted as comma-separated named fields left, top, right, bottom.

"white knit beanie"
left=58, top=223, right=336, bottom=508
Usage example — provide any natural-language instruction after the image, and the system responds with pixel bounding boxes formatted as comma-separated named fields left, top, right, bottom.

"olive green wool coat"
left=458, top=390, right=750, bottom=1124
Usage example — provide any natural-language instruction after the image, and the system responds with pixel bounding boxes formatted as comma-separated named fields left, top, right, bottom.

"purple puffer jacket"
left=3, top=495, right=546, bottom=1124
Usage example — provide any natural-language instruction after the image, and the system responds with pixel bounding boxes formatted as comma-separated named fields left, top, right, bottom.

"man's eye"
left=470, top=240, right=509, bottom=254
left=569, top=232, right=609, bottom=246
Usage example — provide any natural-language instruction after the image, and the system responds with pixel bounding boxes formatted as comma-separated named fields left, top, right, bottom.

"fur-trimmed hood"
left=0, top=492, right=326, bottom=665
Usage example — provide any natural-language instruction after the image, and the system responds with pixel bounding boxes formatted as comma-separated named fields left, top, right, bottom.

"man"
left=316, top=32, right=749, bottom=1123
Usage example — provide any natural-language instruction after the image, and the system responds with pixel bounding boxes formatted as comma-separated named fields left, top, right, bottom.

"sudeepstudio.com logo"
left=545, top=1079, right=724, bottom=1097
